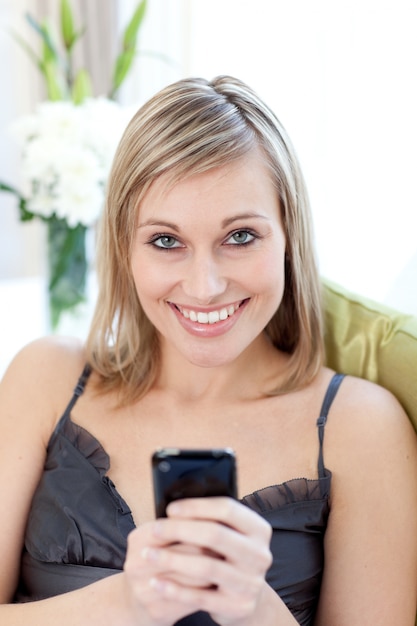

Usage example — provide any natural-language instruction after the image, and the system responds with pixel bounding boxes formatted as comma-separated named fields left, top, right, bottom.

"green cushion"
left=322, top=278, right=417, bottom=433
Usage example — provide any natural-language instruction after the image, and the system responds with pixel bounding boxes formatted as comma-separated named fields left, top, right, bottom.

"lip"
left=168, top=299, right=249, bottom=337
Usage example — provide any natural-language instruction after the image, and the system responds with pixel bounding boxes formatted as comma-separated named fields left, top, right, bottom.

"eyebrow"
left=138, top=212, right=270, bottom=230
left=221, top=212, right=270, bottom=227
left=138, top=219, right=180, bottom=231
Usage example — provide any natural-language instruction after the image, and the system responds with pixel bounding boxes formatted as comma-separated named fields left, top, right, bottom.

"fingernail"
left=141, top=547, right=160, bottom=562
left=149, top=577, right=167, bottom=592
left=167, top=501, right=181, bottom=515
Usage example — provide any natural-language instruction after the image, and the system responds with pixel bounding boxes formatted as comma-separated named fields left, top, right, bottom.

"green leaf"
left=18, top=198, right=34, bottom=221
left=0, top=182, right=34, bottom=221
left=26, top=13, right=59, bottom=62
left=60, top=0, right=76, bottom=50
left=44, top=61, right=64, bottom=100
left=41, top=30, right=58, bottom=68
left=111, top=48, right=136, bottom=96
left=25, top=14, right=68, bottom=94
left=123, top=0, right=147, bottom=49
left=9, top=29, right=44, bottom=73
left=11, top=20, right=61, bottom=91
left=0, top=182, right=19, bottom=193
left=72, top=68, right=93, bottom=104
left=110, top=0, right=147, bottom=97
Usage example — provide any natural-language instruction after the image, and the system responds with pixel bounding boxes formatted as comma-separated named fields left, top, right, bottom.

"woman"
left=1, top=76, right=416, bottom=625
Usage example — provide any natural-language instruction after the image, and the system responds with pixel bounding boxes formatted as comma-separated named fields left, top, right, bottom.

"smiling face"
left=130, top=149, right=286, bottom=369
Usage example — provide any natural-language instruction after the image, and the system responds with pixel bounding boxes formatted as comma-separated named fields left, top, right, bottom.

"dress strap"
left=316, top=373, right=345, bottom=478
left=60, top=364, right=92, bottom=418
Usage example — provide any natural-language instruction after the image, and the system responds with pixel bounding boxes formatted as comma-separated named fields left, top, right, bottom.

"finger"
left=148, top=574, right=265, bottom=623
left=142, top=541, right=267, bottom=595
left=124, top=570, right=202, bottom=625
left=151, top=516, right=272, bottom=574
left=140, top=545, right=213, bottom=588
left=167, top=496, right=272, bottom=541
left=127, top=528, right=218, bottom=589
left=124, top=538, right=204, bottom=621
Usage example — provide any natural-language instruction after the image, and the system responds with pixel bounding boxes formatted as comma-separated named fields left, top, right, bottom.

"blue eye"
left=225, top=230, right=256, bottom=245
left=151, top=235, right=182, bottom=249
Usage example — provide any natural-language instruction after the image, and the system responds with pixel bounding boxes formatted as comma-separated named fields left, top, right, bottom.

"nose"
left=182, top=252, right=227, bottom=304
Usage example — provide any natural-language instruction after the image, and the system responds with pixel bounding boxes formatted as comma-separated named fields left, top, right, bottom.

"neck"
left=155, top=333, right=288, bottom=403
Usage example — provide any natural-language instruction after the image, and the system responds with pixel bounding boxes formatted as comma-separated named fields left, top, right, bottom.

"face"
left=130, top=149, right=286, bottom=369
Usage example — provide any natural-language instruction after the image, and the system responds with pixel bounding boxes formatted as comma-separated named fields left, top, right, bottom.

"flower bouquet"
left=0, top=0, right=147, bottom=329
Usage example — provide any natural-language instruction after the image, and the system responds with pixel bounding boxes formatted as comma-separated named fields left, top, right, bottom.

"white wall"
left=176, top=0, right=417, bottom=315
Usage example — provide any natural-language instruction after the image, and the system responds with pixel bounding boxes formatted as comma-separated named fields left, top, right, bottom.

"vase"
left=47, top=216, right=89, bottom=332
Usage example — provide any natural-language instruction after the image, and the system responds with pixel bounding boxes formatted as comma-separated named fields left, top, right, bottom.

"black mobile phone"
left=152, top=448, right=238, bottom=518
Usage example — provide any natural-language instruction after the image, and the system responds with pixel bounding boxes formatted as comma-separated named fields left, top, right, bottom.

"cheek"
left=250, top=246, right=285, bottom=294
left=131, top=256, right=161, bottom=299
left=131, top=255, right=180, bottom=318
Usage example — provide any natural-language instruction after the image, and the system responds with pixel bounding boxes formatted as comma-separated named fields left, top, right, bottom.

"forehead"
left=137, top=149, right=280, bottom=224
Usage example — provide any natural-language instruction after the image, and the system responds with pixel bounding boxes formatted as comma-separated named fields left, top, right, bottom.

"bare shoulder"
left=315, top=376, right=417, bottom=622
left=325, top=373, right=417, bottom=496
left=0, top=338, right=89, bottom=603
left=1, top=334, right=86, bottom=384
left=0, top=335, right=87, bottom=434
left=329, top=373, right=416, bottom=441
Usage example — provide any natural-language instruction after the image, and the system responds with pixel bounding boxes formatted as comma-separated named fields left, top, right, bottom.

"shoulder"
left=1, top=334, right=86, bottom=384
left=0, top=337, right=89, bottom=602
left=328, top=373, right=415, bottom=441
left=316, top=373, right=417, bottom=622
left=0, top=335, right=87, bottom=434
left=324, top=372, right=417, bottom=498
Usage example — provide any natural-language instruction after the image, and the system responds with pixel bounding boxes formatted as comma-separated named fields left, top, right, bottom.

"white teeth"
left=178, top=302, right=241, bottom=325
left=197, top=312, right=209, bottom=324
left=208, top=311, right=220, bottom=324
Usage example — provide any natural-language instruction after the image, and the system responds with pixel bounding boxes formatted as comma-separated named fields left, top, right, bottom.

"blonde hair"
left=86, top=76, right=323, bottom=403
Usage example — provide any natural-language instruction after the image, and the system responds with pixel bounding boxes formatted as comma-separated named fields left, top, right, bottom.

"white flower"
left=27, top=192, right=57, bottom=219
left=11, top=98, right=133, bottom=227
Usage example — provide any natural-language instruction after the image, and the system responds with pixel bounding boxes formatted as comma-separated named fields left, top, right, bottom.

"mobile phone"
left=152, top=447, right=238, bottom=518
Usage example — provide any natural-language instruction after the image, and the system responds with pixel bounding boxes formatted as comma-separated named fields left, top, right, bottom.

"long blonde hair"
left=86, top=76, right=323, bottom=403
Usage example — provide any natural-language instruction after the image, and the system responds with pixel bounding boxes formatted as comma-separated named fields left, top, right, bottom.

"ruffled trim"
left=53, top=413, right=110, bottom=477
left=241, top=471, right=331, bottom=515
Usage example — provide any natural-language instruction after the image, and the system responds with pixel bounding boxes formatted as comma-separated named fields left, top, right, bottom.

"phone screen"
left=152, top=448, right=237, bottom=518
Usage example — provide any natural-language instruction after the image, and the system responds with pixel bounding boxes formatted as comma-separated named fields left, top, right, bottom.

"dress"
left=15, top=366, right=345, bottom=626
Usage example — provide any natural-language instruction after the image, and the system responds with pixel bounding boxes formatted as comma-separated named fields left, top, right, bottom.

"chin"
left=186, top=353, right=230, bottom=369
left=184, top=343, right=245, bottom=369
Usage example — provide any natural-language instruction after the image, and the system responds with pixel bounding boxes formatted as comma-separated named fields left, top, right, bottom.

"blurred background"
left=1, top=0, right=416, bottom=376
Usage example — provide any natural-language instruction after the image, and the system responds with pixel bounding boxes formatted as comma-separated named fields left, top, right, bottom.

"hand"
left=123, top=497, right=273, bottom=625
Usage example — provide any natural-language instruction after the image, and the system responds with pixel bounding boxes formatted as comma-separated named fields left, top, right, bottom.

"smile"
left=175, top=301, right=244, bottom=325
